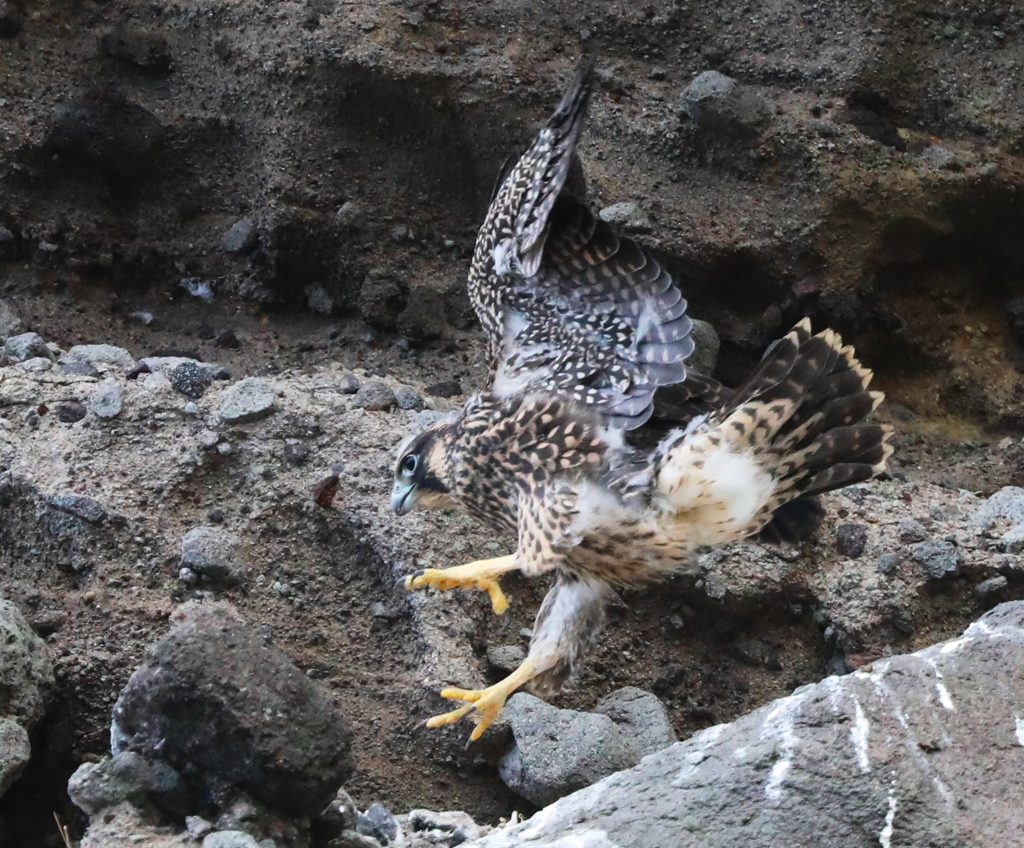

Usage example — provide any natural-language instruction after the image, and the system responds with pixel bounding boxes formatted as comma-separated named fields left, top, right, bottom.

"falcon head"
left=390, top=425, right=456, bottom=515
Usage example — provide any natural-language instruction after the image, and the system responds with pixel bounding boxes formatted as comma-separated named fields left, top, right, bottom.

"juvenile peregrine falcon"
left=391, top=64, right=893, bottom=740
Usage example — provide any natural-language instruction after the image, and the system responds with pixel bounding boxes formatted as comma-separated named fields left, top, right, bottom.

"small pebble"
left=215, top=329, right=241, bottom=349
left=835, top=523, right=868, bottom=558
left=220, top=377, right=277, bottom=423
left=357, top=804, right=398, bottom=845
left=169, top=361, right=214, bottom=399
left=486, top=644, right=526, bottom=674
left=424, top=379, right=461, bottom=398
left=57, top=401, right=88, bottom=423
left=90, top=378, right=124, bottom=419
left=357, top=382, right=397, bottom=412
left=394, top=385, right=423, bottom=411
left=222, top=217, right=258, bottom=255
left=313, top=475, right=340, bottom=508
left=896, top=519, right=928, bottom=543
left=974, top=575, right=1008, bottom=596
left=909, top=539, right=961, bottom=579
left=284, top=439, right=310, bottom=466
left=339, top=374, right=360, bottom=395
left=876, top=553, right=903, bottom=575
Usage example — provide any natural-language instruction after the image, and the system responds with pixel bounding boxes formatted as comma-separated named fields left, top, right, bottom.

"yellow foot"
left=403, top=554, right=516, bottom=614
left=424, top=657, right=542, bottom=741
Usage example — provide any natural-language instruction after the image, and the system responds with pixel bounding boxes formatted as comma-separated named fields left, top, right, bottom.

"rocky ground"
left=2, top=0, right=1024, bottom=845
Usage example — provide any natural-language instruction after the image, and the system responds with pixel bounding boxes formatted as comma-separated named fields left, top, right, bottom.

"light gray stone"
left=0, top=717, right=31, bottom=796
left=219, top=377, right=277, bottom=423
left=4, top=331, right=54, bottom=362
left=306, top=284, right=335, bottom=315
left=972, top=487, right=1024, bottom=528
left=498, top=686, right=675, bottom=807
left=470, top=603, right=1024, bottom=848
left=67, top=751, right=189, bottom=816
left=0, top=599, right=54, bottom=799
left=975, top=575, right=1008, bottom=596
left=499, top=694, right=631, bottom=806
left=896, top=518, right=928, bottom=543
left=222, top=217, right=258, bottom=255
left=1003, top=524, right=1024, bottom=554
left=202, top=832, right=261, bottom=848
left=486, top=644, right=526, bottom=674
left=0, top=300, right=23, bottom=339
left=90, top=377, right=124, bottom=419
left=598, top=201, right=652, bottom=232
left=180, top=526, right=241, bottom=582
left=66, top=344, right=137, bottom=372
left=0, top=599, right=55, bottom=727
left=17, top=356, right=53, bottom=372
left=909, top=539, right=961, bottom=579
left=594, top=687, right=677, bottom=759
left=680, top=70, right=737, bottom=107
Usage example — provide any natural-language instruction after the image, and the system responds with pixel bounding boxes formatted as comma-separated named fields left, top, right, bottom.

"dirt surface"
left=2, top=0, right=1024, bottom=846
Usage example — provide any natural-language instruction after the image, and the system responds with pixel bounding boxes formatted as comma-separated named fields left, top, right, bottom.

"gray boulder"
left=68, top=750, right=191, bottom=816
left=469, top=602, right=1024, bottom=847
left=971, top=486, right=1024, bottom=528
left=499, top=687, right=676, bottom=806
left=0, top=598, right=55, bottom=796
left=4, top=331, right=54, bottom=362
left=65, top=344, right=137, bottom=372
left=110, top=603, right=352, bottom=817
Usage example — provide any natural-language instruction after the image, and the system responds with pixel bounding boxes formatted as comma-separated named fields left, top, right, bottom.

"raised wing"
left=470, top=64, right=695, bottom=429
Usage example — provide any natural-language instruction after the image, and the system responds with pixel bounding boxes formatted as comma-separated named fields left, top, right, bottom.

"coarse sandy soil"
left=2, top=0, right=1024, bottom=845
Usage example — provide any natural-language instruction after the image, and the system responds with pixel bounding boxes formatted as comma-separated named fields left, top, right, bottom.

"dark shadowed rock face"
left=471, top=602, right=1024, bottom=848
left=110, top=603, right=352, bottom=818
left=47, top=88, right=164, bottom=179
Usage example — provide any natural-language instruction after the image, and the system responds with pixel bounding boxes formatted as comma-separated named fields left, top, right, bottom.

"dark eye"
left=402, top=454, right=418, bottom=475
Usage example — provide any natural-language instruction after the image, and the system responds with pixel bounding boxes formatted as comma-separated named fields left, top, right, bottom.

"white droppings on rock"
left=761, top=692, right=803, bottom=804
left=939, top=636, right=973, bottom=655
left=878, top=785, right=898, bottom=848
left=933, top=776, right=956, bottom=808
left=936, top=682, right=956, bottom=712
left=851, top=698, right=871, bottom=773
left=1015, top=715, right=1024, bottom=747
left=672, top=723, right=724, bottom=784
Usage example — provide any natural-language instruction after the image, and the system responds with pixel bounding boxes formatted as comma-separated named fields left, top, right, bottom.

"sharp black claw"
left=412, top=568, right=426, bottom=579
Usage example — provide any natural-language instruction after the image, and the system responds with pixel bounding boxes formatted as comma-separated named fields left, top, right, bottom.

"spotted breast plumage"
left=390, top=64, right=894, bottom=740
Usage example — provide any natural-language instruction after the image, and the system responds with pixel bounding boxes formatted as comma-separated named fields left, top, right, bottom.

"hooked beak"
left=391, top=481, right=415, bottom=515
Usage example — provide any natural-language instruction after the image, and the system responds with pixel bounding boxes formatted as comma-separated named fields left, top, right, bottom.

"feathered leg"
left=425, top=572, right=612, bottom=740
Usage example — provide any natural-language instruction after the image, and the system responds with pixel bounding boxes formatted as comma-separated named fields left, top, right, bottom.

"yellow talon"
left=403, top=555, right=516, bottom=615
left=426, top=686, right=509, bottom=741
left=423, top=657, right=544, bottom=741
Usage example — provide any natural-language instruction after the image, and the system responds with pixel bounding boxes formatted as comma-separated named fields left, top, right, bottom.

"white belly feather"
left=655, top=432, right=777, bottom=546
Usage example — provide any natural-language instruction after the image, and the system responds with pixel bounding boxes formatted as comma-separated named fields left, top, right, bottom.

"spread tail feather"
left=723, top=319, right=893, bottom=523
left=655, top=320, right=892, bottom=545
